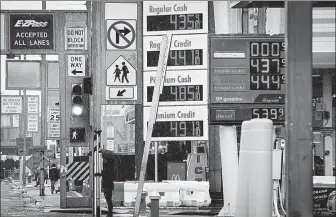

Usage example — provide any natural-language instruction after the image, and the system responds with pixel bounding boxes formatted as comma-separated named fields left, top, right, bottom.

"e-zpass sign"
left=9, top=13, right=54, bottom=50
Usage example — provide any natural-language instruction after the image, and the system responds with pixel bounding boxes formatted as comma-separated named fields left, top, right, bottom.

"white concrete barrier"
left=165, top=181, right=211, bottom=207
left=144, top=182, right=181, bottom=207
left=235, top=119, right=274, bottom=217
left=123, top=181, right=139, bottom=207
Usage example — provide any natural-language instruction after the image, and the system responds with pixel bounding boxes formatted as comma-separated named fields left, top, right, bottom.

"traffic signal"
left=71, top=83, right=84, bottom=116
left=68, top=80, right=90, bottom=145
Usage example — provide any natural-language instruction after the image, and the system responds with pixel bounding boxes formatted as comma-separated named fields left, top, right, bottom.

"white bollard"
left=218, top=126, right=239, bottom=217
left=235, top=119, right=273, bottom=217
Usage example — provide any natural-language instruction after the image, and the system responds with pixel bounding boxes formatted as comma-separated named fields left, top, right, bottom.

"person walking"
left=89, top=148, right=119, bottom=217
left=113, top=65, right=121, bottom=82
left=102, top=149, right=119, bottom=217
left=49, top=164, right=60, bottom=194
left=121, top=62, right=129, bottom=83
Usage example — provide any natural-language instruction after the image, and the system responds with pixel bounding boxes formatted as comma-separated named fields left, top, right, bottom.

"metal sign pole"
left=133, top=33, right=172, bottom=217
left=155, top=142, right=158, bottom=182
left=93, top=129, right=102, bottom=217
left=93, top=133, right=97, bottom=215
left=22, top=90, right=27, bottom=185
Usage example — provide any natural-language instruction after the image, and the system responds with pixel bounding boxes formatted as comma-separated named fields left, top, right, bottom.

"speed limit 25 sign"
left=49, top=107, right=60, bottom=122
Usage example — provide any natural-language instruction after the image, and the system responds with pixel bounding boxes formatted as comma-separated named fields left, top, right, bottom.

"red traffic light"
left=72, top=84, right=82, bottom=95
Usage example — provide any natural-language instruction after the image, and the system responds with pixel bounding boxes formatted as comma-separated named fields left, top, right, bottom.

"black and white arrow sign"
left=116, top=27, right=131, bottom=44
left=68, top=55, right=86, bottom=77
left=117, top=89, right=127, bottom=96
left=71, top=69, right=83, bottom=75
left=108, top=87, right=135, bottom=100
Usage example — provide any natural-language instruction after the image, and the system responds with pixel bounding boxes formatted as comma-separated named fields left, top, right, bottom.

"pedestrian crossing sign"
left=70, top=128, right=85, bottom=143
left=106, top=55, right=136, bottom=86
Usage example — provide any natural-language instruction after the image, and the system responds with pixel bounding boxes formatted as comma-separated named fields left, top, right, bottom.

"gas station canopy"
left=231, top=1, right=336, bottom=8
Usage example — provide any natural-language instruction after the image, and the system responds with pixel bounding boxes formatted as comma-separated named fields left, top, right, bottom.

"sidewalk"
left=10, top=180, right=220, bottom=216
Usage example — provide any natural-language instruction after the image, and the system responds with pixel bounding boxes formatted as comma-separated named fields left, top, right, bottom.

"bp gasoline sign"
left=9, top=13, right=54, bottom=50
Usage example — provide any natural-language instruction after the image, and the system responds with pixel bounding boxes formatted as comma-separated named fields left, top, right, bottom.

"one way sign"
left=68, top=55, right=86, bottom=77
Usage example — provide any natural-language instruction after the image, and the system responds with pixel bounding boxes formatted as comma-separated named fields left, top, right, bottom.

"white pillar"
left=213, top=1, right=242, bottom=34
left=217, top=126, right=238, bottom=216
left=235, top=119, right=273, bottom=217
left=323, top=73, right=334, bottom=176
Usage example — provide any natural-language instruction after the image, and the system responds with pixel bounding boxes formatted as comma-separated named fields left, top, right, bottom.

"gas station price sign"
left=143, top=1, right=208, bottom=36
left=143, top=70, right=208, bottom=106
left=210, top=104, right=285, bottom=125
left=143, top=105, right=208, bottom=141
left=210, top=36, right=285, bottom=104
left=144, top=34, right=207, bottom=71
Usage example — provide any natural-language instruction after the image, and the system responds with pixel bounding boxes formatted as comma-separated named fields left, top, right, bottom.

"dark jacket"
left=49, top=166, right=60, bottom=181
left=101, top=149, right=119, bottom=190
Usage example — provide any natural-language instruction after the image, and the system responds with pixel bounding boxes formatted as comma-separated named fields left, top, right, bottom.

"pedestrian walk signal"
left=72, top=83, right=83, bottom=116
left=70, top=128, right=85, bottom=142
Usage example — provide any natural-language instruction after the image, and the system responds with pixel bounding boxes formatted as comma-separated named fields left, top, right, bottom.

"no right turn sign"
left=106, top=20, right=136, bottom=50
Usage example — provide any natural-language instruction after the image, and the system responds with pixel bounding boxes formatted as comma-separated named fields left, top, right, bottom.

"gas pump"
left=186, top=141, right=208, bottom=181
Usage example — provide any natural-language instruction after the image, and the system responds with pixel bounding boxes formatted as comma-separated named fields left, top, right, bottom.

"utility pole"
left=39, top=53, right=47, bottom=196
left=133, top=33, right=172, bottom=217
left=39, top=1, right=47, bottom=196
left=285, top=2, right=313, bottom=217
left=91, top=1, right=103, bottom=215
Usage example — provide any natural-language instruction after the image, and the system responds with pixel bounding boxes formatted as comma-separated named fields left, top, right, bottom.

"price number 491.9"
left=170, top=121, right=202, bottom=137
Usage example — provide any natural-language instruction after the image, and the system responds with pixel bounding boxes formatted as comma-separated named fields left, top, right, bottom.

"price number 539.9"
left=252, top=108, right=284, bottom=120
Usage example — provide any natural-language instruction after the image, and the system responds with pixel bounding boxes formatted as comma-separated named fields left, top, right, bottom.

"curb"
left=22, top=192, right=43, bottom=206
left=10, top=181, right=43, bottom=206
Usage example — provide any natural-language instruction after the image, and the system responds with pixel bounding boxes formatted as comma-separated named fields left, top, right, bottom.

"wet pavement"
left=1, top=180, right=91, bottom=217
left=1, top=180, right=219, bottom=217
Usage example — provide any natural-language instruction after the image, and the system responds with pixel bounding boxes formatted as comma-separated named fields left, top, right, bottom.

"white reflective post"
left=133, top=33, right=172, bottom=217
left=218, top=126, right=238, bottom=217
left=235, top=119, right=273, bottom=217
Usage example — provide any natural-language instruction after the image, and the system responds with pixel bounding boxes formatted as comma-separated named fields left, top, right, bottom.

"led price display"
left=210, top=105, right=285, bottom=124
left=249, top=42, right=285, bottom=91
left=250, top=74, right=285, bottom=90
left=250, top=58, right=285, bottom=73
left=147, top=85, right=203, bottom=102
left=151, top=121, right=203, bottom=137
left=251, top=108, right=285, bottom=121
left=210, top=36, right=285, bottom=104
left=147, top=13, right=203, bottom=31
left=147, top=49, right=203, bottom=67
